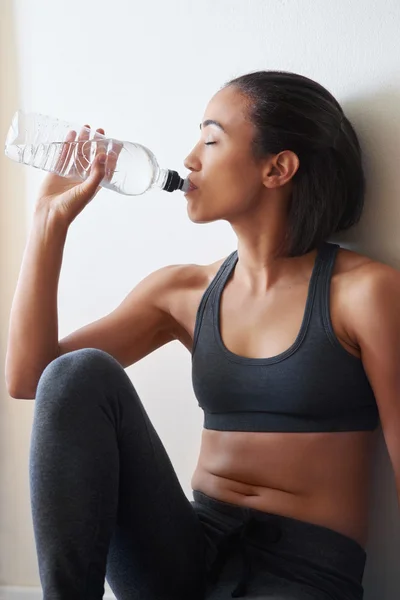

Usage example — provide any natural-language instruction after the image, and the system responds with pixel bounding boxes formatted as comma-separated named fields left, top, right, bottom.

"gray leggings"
left=30, top=349, right=366, bottom=600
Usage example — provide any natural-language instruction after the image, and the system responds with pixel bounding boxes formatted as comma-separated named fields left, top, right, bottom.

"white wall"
left=1, top=0, right=400, bottom=597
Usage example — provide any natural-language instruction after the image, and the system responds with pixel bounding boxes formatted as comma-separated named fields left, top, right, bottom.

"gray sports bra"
left=191, top=241, right=379, bottom=432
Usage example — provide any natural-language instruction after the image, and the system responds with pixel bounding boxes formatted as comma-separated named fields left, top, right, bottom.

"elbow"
left=5, top=349, right=60, bottom=400
left=6, top=380, right=36, bottom=400
left=5, top=367, right=37, bottom=400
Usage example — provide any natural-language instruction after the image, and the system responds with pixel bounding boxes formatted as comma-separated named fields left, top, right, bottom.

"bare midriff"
left=191, top=428, right=377, bottom=548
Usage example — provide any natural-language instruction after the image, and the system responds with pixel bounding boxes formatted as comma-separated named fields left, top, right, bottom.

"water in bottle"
left=4, top=110, right=190, bottom=196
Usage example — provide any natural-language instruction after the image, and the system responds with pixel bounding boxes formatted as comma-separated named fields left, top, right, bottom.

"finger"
left=84, top=127, right=106, bottom=178
left=76, top=124, right=91, bottom=175
left=94, top=127, right=107, bottom=160
left=77, top=152, right=107, bottom=199
left=55, top=129, right=76, bottom=174
left=104, top=142, right=122, bottom=182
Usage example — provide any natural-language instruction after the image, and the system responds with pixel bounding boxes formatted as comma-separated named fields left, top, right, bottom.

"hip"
left=192, top=490, right=367, bottom=600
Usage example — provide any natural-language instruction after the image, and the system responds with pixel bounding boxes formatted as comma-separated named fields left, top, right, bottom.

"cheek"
left=203, top=147, right=248, bottom=182
left=211, top=159, right=260, bottom=205
left=187, top=150, right=261, bottom=222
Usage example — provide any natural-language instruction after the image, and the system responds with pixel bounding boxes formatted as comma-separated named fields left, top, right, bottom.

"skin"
left=7, top=85, right=400, bottom=550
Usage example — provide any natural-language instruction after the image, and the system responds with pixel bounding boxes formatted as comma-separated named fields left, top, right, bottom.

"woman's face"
left=183, top=85, right=267, bottom=224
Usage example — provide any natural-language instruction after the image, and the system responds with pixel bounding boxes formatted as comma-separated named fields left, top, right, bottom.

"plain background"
left=0, top=0, right=400, bottom=598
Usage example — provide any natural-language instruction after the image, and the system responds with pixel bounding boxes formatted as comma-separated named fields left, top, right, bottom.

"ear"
left=262, top=150, right=300, bottom=189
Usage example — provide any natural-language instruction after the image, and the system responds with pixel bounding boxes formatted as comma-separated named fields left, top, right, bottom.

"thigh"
left=31, top=348, right=206, bottom=599
left=105, top=381, right=206, bottom=600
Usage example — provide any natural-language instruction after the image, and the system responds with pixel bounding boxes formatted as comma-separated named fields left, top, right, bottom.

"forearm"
left=5, top=207, right=68, bottom=398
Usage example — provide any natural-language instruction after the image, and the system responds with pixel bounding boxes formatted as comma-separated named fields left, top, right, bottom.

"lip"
left=186, top=177, right=199, bottom=192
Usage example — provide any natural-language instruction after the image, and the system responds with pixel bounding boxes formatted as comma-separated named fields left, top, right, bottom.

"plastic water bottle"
left=4, top=110, right=190, bottom=196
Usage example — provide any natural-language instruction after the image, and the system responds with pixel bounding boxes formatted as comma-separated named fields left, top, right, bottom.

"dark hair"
left=225, top=70, right=365, bottom=256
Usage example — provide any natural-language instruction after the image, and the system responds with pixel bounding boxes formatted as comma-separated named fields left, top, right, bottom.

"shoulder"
left=147, top=257, right=227, bottom=296
left=140, top=257, right=228, bottom=323
left=334, top=246, right=400, bottom=342
left=334, top=245, right=399, bottom=296
left=141, top=257, right=228, bottom=348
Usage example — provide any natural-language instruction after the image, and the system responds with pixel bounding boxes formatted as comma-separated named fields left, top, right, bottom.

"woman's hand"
left=35, top=125, right=117, bottom=226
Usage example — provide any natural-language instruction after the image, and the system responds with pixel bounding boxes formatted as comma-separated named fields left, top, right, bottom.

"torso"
left=167, top=245, right=379, bottom=548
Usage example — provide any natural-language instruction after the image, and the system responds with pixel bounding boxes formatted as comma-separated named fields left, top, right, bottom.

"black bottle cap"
left=163, top=170, right=185, bottom=192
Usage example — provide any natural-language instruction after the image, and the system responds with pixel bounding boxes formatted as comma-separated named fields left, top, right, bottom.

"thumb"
left=79, top=153, right=107, bottom=199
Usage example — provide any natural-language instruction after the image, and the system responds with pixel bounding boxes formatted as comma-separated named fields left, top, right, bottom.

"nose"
left=184, top=143, right=201, bottom=172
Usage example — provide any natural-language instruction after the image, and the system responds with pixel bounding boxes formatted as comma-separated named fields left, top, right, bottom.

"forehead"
left=203, top=86, right=253, bottom=134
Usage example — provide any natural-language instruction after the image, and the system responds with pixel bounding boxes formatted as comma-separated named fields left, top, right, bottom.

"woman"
left=6, top=71, right=400, bottom=600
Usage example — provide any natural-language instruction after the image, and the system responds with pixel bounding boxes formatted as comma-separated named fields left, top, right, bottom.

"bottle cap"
left=164, top=170, right=186, bottom=192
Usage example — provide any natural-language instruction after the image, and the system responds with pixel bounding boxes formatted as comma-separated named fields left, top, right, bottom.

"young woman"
left=6, top=71, right=400, bottom=600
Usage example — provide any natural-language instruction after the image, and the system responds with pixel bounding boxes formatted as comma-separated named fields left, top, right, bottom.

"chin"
left=186, top=205, right=220, bottom=224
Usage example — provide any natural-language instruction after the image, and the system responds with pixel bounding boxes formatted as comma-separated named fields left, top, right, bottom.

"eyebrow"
left=199, top=119, right=227, bottom=133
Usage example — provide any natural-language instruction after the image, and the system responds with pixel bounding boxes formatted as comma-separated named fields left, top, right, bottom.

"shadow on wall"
left=335, top=88, right=400, bottom=599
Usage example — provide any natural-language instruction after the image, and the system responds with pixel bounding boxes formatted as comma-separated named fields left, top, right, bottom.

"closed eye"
left=205, top=142, right=216, bottom=145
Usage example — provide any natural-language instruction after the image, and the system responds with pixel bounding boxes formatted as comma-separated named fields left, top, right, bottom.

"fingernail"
left=98, top=154, right=107, bottom=165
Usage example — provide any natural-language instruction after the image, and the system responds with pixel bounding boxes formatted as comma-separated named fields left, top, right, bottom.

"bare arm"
left=5, top=208, right=67, bottom=399
left=59, top=267, right=179, bottom=368
left=349, top=262, right=400, bottom=506
left=5, top=124, right=179, bottom=399
left=5, top=207, right=178, bottom=399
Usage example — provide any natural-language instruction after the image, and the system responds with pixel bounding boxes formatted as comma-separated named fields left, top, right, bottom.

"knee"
left=36, top=348, right=126, bottom=404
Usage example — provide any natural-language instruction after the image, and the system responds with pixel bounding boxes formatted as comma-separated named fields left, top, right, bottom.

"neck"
left=230, top=204, right=316, bottom=292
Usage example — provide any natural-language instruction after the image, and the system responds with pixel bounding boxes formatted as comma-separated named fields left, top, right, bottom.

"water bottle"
left=4, top=110, right=190, bottom=196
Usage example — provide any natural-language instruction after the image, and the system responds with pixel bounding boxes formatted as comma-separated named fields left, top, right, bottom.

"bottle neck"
left=155, top=168, right=188, bottom=193
left=155, top=168, right=168, bottom=189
